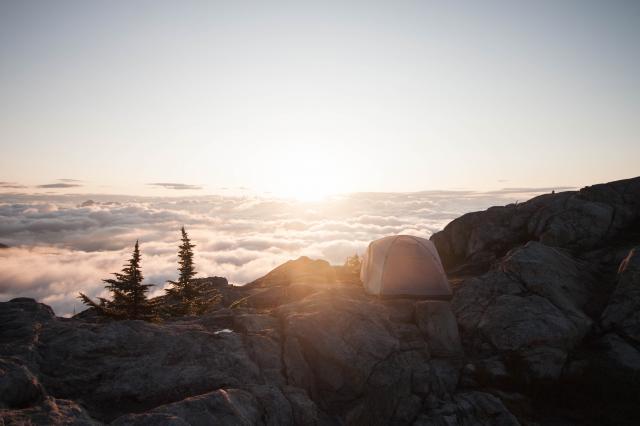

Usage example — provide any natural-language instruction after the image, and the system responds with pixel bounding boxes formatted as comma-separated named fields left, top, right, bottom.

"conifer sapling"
left=79, top=240, right=154, bottom=320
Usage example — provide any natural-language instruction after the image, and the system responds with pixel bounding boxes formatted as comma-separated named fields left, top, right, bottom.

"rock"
left=0, top=358, right=44, bottom=408
left=245, top=256, right=337, bottom=288
left=278, top=289, right=400, bottom=406
left=0, top=295, right=329, bottom=424
left=233, top=313, right=279, bottom=334
left=243, top=384, right=320, bottom=425
left=233, top=284, right=318, bottom=309
left=276, top=288, right=464, bottom=424
left=431, top=203, right=532, bottom=272
left=452, top=242, right=593, bottom=384
left=382, top=299, right=416, bottom=323
left=11, top=316, right=270, bottom=421
left=413, top=391, right=520, bottom=426
left=280, top=386, right=322, bottom=425
left=111, top=388, right=262, bottom=426
left=574, top=247, right=640, bottom=410
left=111, top=385, right=322, bottom=426
left=432, top=177, right=640, bottom=272
left=0, top=396, right=99, bottom=425
left=601, top=247, right=640, bottom=343
left=245, top=333, right=285, bottom=385
left=415, top=301, right=463, bottom=358
left=0, top=298, right=55, bottom=368
left=593, top=333, right=640, bottom=389
left=345, top=349, right=431, bottom=425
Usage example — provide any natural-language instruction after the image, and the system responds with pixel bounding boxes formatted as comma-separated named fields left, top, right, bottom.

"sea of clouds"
left=0, top=188, right=565, bottom=316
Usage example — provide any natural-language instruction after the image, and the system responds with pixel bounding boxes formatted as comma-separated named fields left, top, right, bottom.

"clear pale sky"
left=1, top=0, right=638, bottom=198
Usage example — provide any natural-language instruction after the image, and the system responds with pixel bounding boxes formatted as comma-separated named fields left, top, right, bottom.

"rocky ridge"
left=1, top=176, right=639, bottom=425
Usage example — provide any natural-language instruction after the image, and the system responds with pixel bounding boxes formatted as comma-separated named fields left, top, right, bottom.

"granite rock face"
left=431, top=177, right=640, bottom=272
left=432, top=176, right=640, bottom=424
left=452, top=242, right=594, bottom=384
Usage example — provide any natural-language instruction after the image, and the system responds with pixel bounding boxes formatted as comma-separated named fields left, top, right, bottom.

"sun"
left=267, top=148, right=345, bottom=202
left=276, top=179, right=333, bottom=202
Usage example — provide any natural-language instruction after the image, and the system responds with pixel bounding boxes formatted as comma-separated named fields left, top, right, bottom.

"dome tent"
left=360, top=235, right=451, bottom=299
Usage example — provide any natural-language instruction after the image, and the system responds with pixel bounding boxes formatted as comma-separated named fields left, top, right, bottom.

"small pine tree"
left=79, top=240, right=154, bottom=320
left=166, top=227, right=203, bottom=315
left=344, top=253, right=361, bottom=273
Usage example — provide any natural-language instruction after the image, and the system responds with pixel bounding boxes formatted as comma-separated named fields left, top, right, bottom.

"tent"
left=360, top=235, right=451, bottom=299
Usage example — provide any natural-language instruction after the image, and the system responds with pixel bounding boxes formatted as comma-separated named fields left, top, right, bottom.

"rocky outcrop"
left=233, top=256, right=345, bottom=309
left=431, top=176, right=640, bottom=424
left=601, top=247, right=640, bottom=343
left=245, top=256, right=338, bottom=289
left=276, top=287, right=464, bottom=424
left=452, top=242, right=594, bottom=385
left=2, top=176, right=640, bottom=425
left=568, top=246, right=640, bottom=421
left=432, top=177, right=640, bottom=273
left=111, top=386, right=319, bottom=426
left=412, top=391, right=519, bottom=426
left=1, top=289, right=470, bottom=425
left=0, top=397, right=99, bottom=425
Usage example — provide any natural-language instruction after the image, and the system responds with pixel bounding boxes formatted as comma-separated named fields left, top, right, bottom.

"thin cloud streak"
left=0, top=182, right=27, bottom=189
left=147, top=183, right=203, bottom=190
left=37, top=183, right=83, bottom=189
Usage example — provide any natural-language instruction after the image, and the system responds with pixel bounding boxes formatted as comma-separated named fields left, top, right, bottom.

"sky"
left=1, top=0, right=639, bottom=198
left=0, top=1, right=638, bottom=315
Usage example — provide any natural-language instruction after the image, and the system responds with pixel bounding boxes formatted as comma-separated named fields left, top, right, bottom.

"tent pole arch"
left=360, top=234, right=452, bottom=299
left=412, top=236, right=446, bottom=275
left=379, top=235, right=403, bottom=295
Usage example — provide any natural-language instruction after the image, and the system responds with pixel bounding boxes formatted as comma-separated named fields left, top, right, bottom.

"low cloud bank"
left=0, top=188, right=560, bottom=316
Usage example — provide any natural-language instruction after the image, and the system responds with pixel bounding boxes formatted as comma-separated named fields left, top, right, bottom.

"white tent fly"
left=360, top=235, right=451, bottom=299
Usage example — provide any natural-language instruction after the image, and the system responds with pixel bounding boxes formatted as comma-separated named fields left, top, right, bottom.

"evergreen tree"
left=79, top=240, right=154, bottom=320
left=166, top=227, right=202, bottom=314
left=344, top=253, right=361, bottom=272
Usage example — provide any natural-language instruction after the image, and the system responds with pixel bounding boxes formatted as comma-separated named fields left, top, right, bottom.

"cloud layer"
left=0, top=188, right=559, bottom=316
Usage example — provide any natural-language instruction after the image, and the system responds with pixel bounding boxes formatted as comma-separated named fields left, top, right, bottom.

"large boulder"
left=573, top=246, right=640, bottom=412
left=111, top=388, right=262, bottom=426
left=452, top=242, right=593, bottom=385
left=413, top=391, right=520, bottom=426
left=0, top=298, right=56, bottom=367
left=0, top=358, right=45, bottom=409
left=415, top=301, right=463, bottom=358
left=0, top=298, right=288, bottom=422
left=276, top=287, right=465, bottom=424
left=36, top=319, right=273, bottom=421
left=601, top=247, right=640, bottom=343
left=432, top=177, right=640, bottom=272
left=111, top=386, right=321, bottom=426
left=0, top=396, right=99, bottom=425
